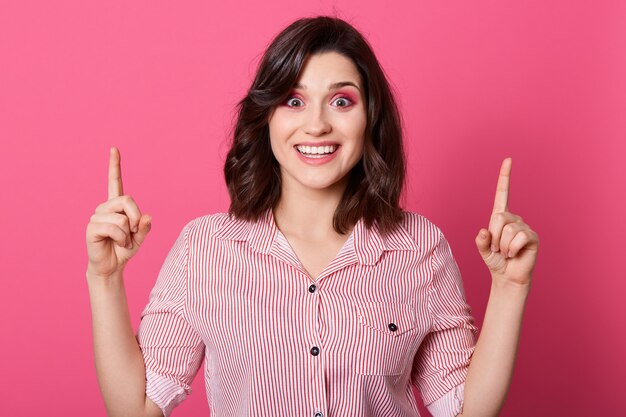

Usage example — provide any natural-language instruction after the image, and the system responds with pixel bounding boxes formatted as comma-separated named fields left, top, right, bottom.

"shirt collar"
left=214, top=208, right=418, bottom=265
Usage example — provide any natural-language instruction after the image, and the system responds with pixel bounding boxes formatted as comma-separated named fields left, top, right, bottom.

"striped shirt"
left=136, top=208, right=479, bottom=417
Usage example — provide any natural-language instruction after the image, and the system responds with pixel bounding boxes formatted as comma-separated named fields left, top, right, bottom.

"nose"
left=303, top=105, right=332, bottom=136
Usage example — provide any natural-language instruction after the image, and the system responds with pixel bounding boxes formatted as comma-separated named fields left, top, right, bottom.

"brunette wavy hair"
left=224, top=15, right=406, bottom=236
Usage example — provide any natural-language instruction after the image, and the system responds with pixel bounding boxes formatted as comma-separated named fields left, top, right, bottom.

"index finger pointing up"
left=492, top=157, right=512, bottom=213
left=108, top=146, right=123, bottom=199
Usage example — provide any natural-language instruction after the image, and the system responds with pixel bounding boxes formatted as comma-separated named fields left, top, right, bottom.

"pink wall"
left=1, top=1, right=624, bottom=415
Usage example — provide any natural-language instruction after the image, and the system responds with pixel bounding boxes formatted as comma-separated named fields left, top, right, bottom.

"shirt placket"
left=308, top=278, right=327, bottom=417
left=271, top=230, right=329, bottom=417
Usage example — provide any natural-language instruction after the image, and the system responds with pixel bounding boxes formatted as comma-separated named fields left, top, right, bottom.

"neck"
left=273, top=177, right=350, bottom=241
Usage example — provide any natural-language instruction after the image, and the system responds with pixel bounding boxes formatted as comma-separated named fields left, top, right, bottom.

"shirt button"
left=314, top=413, right=323, bottom=417
left=388, top=322, right=398, bottom=332
left=310, top=346, right=320, bottom=356
left=308, top=284, right=317, bottom=293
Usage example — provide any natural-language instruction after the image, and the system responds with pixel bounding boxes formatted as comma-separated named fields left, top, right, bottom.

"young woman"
left=86, top=16, right=539, bottom=417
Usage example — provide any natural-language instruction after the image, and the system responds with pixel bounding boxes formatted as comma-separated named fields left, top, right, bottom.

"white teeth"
left=296, top=145, right=337, bottom=155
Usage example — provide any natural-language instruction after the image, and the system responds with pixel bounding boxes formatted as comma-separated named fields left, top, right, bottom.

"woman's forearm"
left=459, top=279, right=531, bottom=417
left=87, top=270, right=151, bottom=417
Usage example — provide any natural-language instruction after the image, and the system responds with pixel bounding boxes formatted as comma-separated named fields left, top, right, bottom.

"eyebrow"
left=294, top=81, right=361, bottom=91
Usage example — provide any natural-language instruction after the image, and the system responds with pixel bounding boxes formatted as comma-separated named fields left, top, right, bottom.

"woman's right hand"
left=86, top=147, right=152, bottom=279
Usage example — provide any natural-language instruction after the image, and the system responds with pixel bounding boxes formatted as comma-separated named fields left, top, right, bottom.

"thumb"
left=133, top=214, right=152, bottom=246
left=475, top=228, right=493, bottom=259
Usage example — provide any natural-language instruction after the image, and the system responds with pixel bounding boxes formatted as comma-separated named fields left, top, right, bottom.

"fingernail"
left=133, top=226, right=138, bottom=233
left=491, top=244, right=498, bottom=252
left=507, top=251, right=513, bottom=258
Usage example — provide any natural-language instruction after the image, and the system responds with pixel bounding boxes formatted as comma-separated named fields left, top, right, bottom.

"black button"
left=314, top=413, right=323, bottom=417
left=388, top=323, right=398, bottom=332
left=308, top=284, right=317, bottom=293
left=310, top=346, right=320, bottom=356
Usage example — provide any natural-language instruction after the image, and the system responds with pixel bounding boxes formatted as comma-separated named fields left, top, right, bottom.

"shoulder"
left=399, top=210, right=443, bottom=236
left=396, top=210, right=445, bottom=251
left=178, top=211, right=242, bottom=243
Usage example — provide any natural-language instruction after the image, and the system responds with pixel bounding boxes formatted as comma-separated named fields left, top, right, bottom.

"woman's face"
left=268, top=51, right=367, bottom=195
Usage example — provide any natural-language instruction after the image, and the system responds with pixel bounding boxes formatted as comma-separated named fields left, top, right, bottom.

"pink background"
left=1, top=1, right=624, bottom=416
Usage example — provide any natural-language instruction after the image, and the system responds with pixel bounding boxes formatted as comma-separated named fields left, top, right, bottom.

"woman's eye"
left=286, top=97, right=304, bottom=107
left=332, top=96, right=353, bottom=107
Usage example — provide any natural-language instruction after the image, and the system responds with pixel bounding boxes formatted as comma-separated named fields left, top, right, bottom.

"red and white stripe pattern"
left=136, top=208, right=479, bottom=417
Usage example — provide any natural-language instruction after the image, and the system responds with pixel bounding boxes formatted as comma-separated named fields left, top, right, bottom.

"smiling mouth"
left=295, top=144, right=339, bottom=157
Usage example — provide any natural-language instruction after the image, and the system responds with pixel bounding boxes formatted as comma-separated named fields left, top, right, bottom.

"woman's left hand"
left=475, top=158, right=540, bottom=287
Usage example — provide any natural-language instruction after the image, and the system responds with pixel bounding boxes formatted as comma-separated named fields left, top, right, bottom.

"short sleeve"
left=411, top=230, right=479, bottom=417
left=136, top=222, right=205, bottom=417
